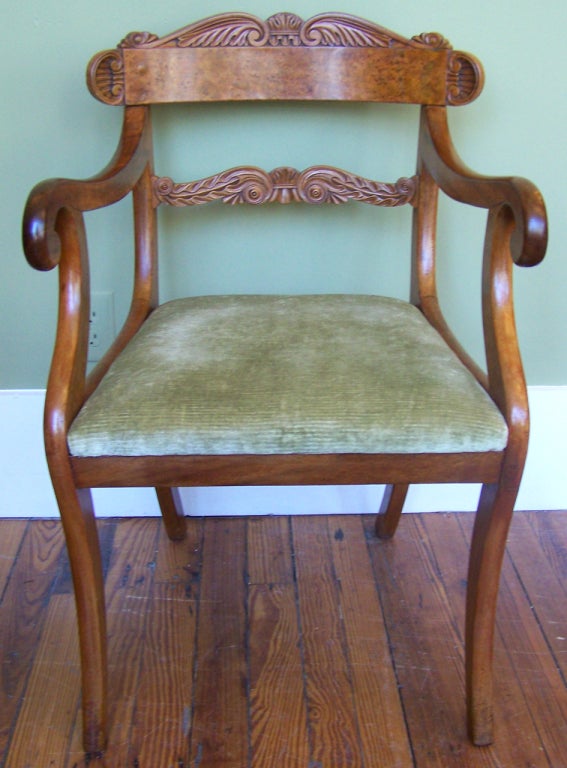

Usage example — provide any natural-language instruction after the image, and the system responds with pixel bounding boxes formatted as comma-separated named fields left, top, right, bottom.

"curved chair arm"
left=23, top=106, right=152, bottom=272
left=419, top=106, right=547, bottom=268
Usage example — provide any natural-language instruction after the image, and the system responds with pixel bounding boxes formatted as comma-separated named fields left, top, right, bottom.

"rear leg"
left=156, top=486, right=186, bottom=541
left=375, top=483, right=409, bottom=539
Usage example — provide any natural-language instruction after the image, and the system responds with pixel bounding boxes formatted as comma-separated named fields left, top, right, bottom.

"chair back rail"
left=87, top=12, right=483, bottom=107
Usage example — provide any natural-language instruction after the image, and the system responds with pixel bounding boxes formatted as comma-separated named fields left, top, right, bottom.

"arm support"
left=419, top=106, right=547, bottom=267
left=23, top=106, right=152, bottom=272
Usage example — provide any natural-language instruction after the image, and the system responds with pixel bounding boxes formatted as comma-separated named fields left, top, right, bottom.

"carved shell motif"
left=152, top=167, right=418, bottom=208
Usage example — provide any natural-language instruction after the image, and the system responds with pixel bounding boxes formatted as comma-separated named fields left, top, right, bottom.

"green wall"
left=2, top=0, right=565, bottom=387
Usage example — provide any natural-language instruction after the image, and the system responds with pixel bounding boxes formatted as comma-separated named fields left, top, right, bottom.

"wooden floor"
left=0, top=511, right=565, bottom=768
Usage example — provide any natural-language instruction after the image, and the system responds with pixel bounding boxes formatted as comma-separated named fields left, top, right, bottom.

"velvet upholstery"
left=68, top=295, right=507, bottom=457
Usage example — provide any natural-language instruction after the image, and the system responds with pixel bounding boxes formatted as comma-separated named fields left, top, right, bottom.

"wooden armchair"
left=22, top=12, right=547, bottom=756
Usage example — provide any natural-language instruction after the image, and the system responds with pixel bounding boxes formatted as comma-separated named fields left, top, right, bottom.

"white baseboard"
left=1, top=387, right=565, bottom=518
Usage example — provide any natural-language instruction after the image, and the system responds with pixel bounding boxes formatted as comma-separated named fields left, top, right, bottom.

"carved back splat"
left=152, top=168, right=418, bottom=208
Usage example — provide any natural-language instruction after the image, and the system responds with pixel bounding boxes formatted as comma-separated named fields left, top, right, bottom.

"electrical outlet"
left=88, top=291, right=116, bottom=362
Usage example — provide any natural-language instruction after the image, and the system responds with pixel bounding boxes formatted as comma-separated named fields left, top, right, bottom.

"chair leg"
left=375, top=484, right=409, bottom=539
left=466, top=480, right=516, bottom=746
left=156, top=486, right=187, bottom=541
left=56, top=483, right=107, bottom=756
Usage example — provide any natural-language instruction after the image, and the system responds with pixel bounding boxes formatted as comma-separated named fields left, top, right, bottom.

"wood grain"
left=364, top=513, right=477, bottom=765
left=328, top=514, right=413, bottom=766
left=0, top=520, right=27, bottom=598
left=189, top=518, right=248, bottom=768
left=0, top=520, right=66, bottom=762
left=2, top=512, right=565, bottom=766
left=505, top=511, right=567, bottom=678
left=292, top=516, right=362, bottom=767
left=4, top=595, right=80, bottom=768
left=248, top=583, right=309, bottom=768
left=71, top=451, right=504, bottom=489
left=128, top=520, right=203, bottom=766
left=247, top=516, right=308, bottom=767
left=459, top=512, right=567, bottom=765
left=65, top=518, right=160, bottom=766
left=123, top=47, right=449, bottom=104
left=418, top=512, right=549, bottom=766
left=246, top=516, right=293, bottom=586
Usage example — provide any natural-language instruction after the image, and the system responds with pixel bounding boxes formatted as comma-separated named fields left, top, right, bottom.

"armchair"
left=22, top=12, right=547, bottom=756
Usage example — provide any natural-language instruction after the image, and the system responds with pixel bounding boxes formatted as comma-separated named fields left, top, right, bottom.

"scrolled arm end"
left=420, top=107, right=548, bottom=269
left=23, top=106, right=152, bottom=272
left=508, top=178, right=547, bottom=268
left=22, top=179, right=66, bottom=271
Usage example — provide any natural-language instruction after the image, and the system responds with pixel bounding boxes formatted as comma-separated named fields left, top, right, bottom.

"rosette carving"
left=87, top=49, right=125, bottom=105
left=152, top=167, right=418, bottom=208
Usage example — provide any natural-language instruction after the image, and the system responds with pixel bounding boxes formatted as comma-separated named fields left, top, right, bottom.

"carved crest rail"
left=152, top=167, right=418, bottom=207
left=88, top=12, right=483, bottom=107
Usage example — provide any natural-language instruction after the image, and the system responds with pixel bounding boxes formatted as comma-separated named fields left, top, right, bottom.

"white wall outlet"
left=88, top=291, right=116, bottom=362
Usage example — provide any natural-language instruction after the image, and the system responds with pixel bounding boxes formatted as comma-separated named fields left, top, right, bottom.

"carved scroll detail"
left=411, top=32, right=452, bottom=49
left=120, top=31, right=160, bottom=48
left=447, top=51, right=484, bottom=105
left=87, top=49, right=125, bottom=105
left=152, top=167, right=418, bottom=208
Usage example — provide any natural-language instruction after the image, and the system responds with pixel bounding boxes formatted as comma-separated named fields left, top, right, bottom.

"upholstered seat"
left=69, top=294, right=507, bottom=457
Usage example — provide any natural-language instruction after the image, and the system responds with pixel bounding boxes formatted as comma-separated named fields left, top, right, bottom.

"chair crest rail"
left=88, top=12, right=483, bottom=106
left=152, top=167, right=418, bottom=207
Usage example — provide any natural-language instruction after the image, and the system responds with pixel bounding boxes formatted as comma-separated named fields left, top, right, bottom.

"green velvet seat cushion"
left=68, top=295, right=508, bottom=457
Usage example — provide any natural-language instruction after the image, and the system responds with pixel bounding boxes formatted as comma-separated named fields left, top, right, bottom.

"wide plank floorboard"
left=0, top=510, right=565, bottom=767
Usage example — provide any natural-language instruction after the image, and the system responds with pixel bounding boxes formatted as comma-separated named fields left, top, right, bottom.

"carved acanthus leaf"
left=113, top=12, right=446, bottom=50
left=174, top=14, right=269, bottom=48
left=118, top=13, right=269, bottom=49
left=297, top=168, right=417, bottom=206
left=299, top=14, right=409, bottom=48
left=152, top=167, right=418, bottom=208
left=153, top=169, right=274, bottom=206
